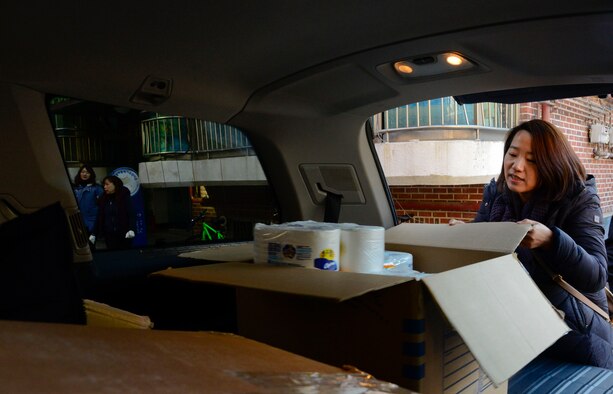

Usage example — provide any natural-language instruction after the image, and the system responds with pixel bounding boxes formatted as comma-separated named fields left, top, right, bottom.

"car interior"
left=1, top=2, right=613, bottom=392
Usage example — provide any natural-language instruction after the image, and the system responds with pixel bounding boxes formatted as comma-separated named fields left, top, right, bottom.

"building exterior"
left=375, top=96, right=613, bottom=223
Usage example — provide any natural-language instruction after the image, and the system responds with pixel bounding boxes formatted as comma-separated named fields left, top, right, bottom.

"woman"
left=463, top=119, right=612, bottom=368
left=73, top=165, right=103, bottom=239
left=91, top=176, right=135, bottom=250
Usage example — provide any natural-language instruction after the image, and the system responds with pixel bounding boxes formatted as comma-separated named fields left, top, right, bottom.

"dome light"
left=446, top=54, right=463, bottom=66
left=386, top=52, right=476, bottom=80
left=394, top=61, right=414, bottom=75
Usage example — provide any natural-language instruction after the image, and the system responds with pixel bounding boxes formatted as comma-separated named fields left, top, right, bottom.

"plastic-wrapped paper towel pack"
left=338, top=223, right=385, bottom=273
left=254, top=221, right=341, bottom=270
left=254, top=221, right=407, bottom=273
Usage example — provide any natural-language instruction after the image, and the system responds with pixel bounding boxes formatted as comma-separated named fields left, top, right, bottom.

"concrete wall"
left=376, top=140, right=502, bottom=186
left=138, top=156, right=267, bottom=187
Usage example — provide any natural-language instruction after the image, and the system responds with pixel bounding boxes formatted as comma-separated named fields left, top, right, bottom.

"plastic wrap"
left=253, top=222, right=340, bottom=270
left=231, top=368, right=413, bottom=393
left=339, top=224, right=385, bottom=273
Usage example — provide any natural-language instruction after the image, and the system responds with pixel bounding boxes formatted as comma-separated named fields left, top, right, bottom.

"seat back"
left=0, top=202, right=85, bottom=324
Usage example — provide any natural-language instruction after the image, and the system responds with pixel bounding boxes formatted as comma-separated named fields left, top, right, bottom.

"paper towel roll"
left=253, top=222, right=340, bottom=270
left=340, top=225, right=385, bottom=273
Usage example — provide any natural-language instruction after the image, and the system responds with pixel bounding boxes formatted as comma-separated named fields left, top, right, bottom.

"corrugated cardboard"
left=1, top=320, right=410, bottom=393
left=152, top=222, right=569, bottom=393
left=386, top=223, right=569, bottom=385
left=83, top=299, right=154, bottom=329
left=179, top=241, right=253, bottom=262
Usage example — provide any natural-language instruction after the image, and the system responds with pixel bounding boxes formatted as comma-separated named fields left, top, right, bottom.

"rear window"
left=48, top=96, right=280, bottom=252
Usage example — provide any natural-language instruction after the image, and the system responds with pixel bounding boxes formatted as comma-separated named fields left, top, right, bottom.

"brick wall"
left=392, top=184, right=484, bottom=223
left=390, top=97, right=613, bottom=223
left=547, top=98, right=613, bottom=217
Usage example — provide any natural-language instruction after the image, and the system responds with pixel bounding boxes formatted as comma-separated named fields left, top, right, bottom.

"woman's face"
left=103, top=179, right=116, bottom=194
left=503, top=130, right=539, bottom=202
left=79, top=168, right=91, bottom=182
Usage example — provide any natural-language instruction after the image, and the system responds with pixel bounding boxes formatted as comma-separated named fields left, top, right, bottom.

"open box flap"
left=153, top=262, right=413, bottom=301
left=386, top=222, right=531, bottom=254
left=422, top=254, right=570, bottom=386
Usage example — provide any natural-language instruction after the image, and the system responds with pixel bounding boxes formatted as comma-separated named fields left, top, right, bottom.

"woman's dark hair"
left=74, top=164, right=97, bottom=186
left=496, top=119, right=586, bottom=202
left=102, top=175, right=124, bottom=191
left=99, top=175, right=128, bottom=206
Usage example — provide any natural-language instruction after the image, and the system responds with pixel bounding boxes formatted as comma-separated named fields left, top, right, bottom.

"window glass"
left=48, top=96, right=279, bottom=252
left=443, top=97, right=456, bottom=125
left=418, top=102, right=429, bottom=126
left=386, top=107, right=397, bottom=128
left=481, top=102, right=497, bottom=127
left=397, top=106, right=407, bottom=128
left=381, top=100, right=512, bottom=129
left=430, top=98, right=442, bottom=125
left=408, top=103, right=418, bottom=127
left=459, top=103, right=475, bottom=125
left=372, top=94, right=613, bottom=228
left=141, top=114, right=189, bottom=154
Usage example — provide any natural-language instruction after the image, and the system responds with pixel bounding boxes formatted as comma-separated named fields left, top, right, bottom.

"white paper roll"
left=340, top=225, right=385, bottom=273
left=253, top=222, right=340, bottom=270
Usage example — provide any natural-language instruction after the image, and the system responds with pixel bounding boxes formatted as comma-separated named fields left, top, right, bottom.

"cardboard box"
left=83, top=299, right=154, bottom=329
left=0, top=320, right=408, bottom=393
left=179, top=241, right=253, bottom=262
left=153, top=222, right=569, bottom=393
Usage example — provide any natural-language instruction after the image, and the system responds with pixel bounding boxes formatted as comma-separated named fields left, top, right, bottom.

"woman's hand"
left=448, top=219, right=466, bottom=226
left=517, top=219, right=553, bottom=250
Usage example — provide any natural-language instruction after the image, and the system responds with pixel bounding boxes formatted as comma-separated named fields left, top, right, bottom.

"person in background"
left=90, top=175, right=135, bottom=250
left=73, top=165, right=103, bottom=246
left=451, top=119, right=613, bottom=369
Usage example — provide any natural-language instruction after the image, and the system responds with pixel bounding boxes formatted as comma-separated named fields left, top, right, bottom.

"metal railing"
left=55, top=128, right=105, bottom=164
left=190, top=119, right=251, bottom=153
left=377, top=125, right=509, bottom=143
left=141, top=115, right=189, bottom=155
left=141, top=116, right=252, bottom=157
left=377, top=100, right=519, bottom=131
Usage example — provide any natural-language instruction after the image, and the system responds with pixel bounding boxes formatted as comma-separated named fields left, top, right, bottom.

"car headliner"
left=1, top=2, right=612, bottom=226
left=1, top=2, right=612, bottom=123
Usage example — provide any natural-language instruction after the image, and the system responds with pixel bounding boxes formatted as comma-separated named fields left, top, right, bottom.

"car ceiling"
left=1, top=2, right=612, bottom=124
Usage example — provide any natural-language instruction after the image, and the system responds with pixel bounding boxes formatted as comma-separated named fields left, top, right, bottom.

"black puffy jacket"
left=475, top=176, right=613, bottom=369
left=605, top=219, right=613, bottom=290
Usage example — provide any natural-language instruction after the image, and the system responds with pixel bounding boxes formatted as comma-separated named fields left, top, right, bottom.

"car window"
left=48, top=96, right=280, bottom=252
left=374, top=95, right=613, bottom=226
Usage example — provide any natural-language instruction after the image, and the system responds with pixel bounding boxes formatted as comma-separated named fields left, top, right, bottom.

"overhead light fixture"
left=391, top=52, right=475, bottom=79
left=394, top=62, right=414, bottom=75
left=445, top=54, right=463, bottom=66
